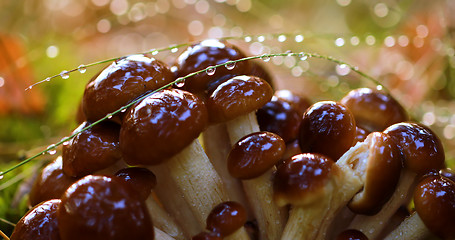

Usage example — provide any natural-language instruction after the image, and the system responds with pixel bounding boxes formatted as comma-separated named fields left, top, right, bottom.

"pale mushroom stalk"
left=383, top=212, right=431, bottom=240
left=146, top=195, right=187, bottom=240
left=154, top=227, right=177, bottom=240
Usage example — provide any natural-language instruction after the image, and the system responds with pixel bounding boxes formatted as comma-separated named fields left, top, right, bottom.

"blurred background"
left=0, top=0, right=454, bottom=236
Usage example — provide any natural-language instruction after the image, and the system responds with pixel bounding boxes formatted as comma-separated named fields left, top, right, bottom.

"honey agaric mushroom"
left=10, top=199, right=61, bottom=240
left=58, top=175, right=154, bottom=240
left=207, top=76, right=285, bottom=240
left=299, top=101, right=357, bottom=161
left=83, top=54, right=174, bottom=123
left=384, top=175, right=455, bottom=240
left=276, top=131, right=402, bottom=240
left=120, top=88, right=250, bottom=239
left=62, top=121, right=123, bottom=178
left=272, top=89, right=312, bottom=116
left=115, top=167, right=186, bottom=240
left=29, top=156, right=78, bottom=206
left=340, top=88, right=408, bottom=132
left=348, top=122, right=445, bottom=239
left=206, top=201, right=247, bottom=238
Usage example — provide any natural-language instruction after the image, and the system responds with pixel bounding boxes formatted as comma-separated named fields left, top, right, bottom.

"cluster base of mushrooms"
left=9, top=39, right=455, bottom=240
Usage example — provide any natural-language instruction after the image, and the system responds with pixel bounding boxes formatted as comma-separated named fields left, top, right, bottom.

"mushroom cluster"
left=11, top=39, right=455, bottom=240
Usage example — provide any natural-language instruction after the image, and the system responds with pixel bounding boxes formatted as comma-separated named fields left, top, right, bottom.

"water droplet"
left=151, top=50, right=159, bottom=55
left=60, top=71, right=70, bottom=79
left=206, top=67, right=216, bottom=76
left=335, top=38, right=345, bottom=47
left=0, top=174, right=4, bottom=180
left=299, top=52, right=308, bottom=61
left=107, top=115, right=113, bottom=119
left=171, top=47, right=178, bottom=53
left=376, top=85, right=383, bottom=91
left=244, top=36, right=252, bottom=42
left=295, top=35, right=304, bottom=43
left=336, top=64, right=351, bottom=76
left=46, top=144, right=57, bottom=155
left=44, top=77, right=51, bottom=82
left=261, top=54, right=271, bottom=62
left=78, top=65, right=87, bottom=73
left=62, top=141, right=70, bottom=146
left=257, top=35, right=265, bottom=42
left=277, top=35, right=287, bottom=42
left=175, top=78, right=185, bottom=87
left=120, top=108, right=127, bottom=113
left=225, top=61, right=236, bottom=70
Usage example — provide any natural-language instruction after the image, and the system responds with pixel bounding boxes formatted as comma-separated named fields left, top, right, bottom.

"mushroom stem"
left=226, top=112, right=287, bottom=240
left=145, top=195, right=187, bottom=240
left=165, top=139, right=251, bottom=240
left=225, top=228, right=252, bottom=240
left=383, top=212, right=432, bottom=240
left=347, top=169, right=417, bottom=239
left=202, top=124, right=253, bottom=218
left=154, top=227, right=177, bottom=240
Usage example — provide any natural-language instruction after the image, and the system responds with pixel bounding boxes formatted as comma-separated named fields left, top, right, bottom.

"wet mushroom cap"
left=273, top=153, right=337, bottom=207
left=348, top=132, right=403, bottom=215
left=10, top=199, right=61, bottom=240
left=353, top=126, right=369, bottom=145
left=298, top=101, right=356, bottom=161
left=62, top=121, right=121, bottom=178
left=83, top=54, right=174, bottom=123
left=58, top=175, right=154, bottom=240
left=115, top=167, right=157, bottom=201
left=440, top=168, right=455, bottom=183
left=206, top=75, right=273, bottom=123
left=256, top=99, right=302, bottom=143
left=340, top=88, right=408, bottom=132
left=228, top=131, right=286, bottom=180
left=206, top=201, right=247, bottom=237
left=413, top=175, right=455, bottom=239
left=384, top=122, right=445, bottom=175
left=336, top=229, right=369, bottom=240
left=175, top=39, right=250, bottom=95
left=272, top=90, right=312, bottom=115
left=29, top=156, right=78, bottom=207
left=120, top=88, right=208, bottom=165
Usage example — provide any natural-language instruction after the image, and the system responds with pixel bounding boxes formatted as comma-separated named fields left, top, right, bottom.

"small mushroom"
left=298, top=101, right=357, bottom=161
left=384, top=174, right=455, bottom=239
left=340, top=88, right=408, bottom=132
left=115, top=167, right=186, bottom=240
left=29, top=156, right=78, bottom=206
left=83, top=54, right=174, bottom=123
left=174, top=39, right=250, bottom=95
left=349, top=122, right=445, bottom=239
left=206, top=201, right=247, bottom=238
left=226, top=132, right=287, bottom=239
left=10, top=199, right=61, bottom=240
left=272, top=89, right=312, bottom=116
left=62, top=121, right=122, bottom=178
left=57, top=175, right=154, bottom=240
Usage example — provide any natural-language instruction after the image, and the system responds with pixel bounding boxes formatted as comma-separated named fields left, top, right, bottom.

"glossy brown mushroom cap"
left=29, top=157, right=78, bottom=206
left=340, top=88, right=408, bottom=132
left=228, top=131, right=286, bottom=179
left=299, top=101, right=356, bottom=161
left=115, top=167, right=157, bottom=201
left=175, top=39, right=250, bottom=94
left=413, top=175, right=455, bottom=239
left=62, top=121, right=121, bottom=178
left=248, top=61, right=274, bottom=89
left=206, top=201, right=247, bottom=237
left=272, top=89, right=312, bottom=115
left=206, top=75, right=273, bottom=123
left=58, top=175, right=154, bottom=240
left=120, top=88, right=208, bottom=165
left=353, top=126, right=369, bottom=145
left=336, top=229, right=369, bottom=240
left=11, top=199, right=61, bottom=240
left=192, top=232, right=222, bottom=240
left=83, top=54, right=174, bottom=123
left=348, top=132, right=403, bottom=215
left=256, top=99, right=302, bottom=143
left=384, top=122, right=445, bottom=175
left=440, top=168, right=455, bottom=183
left=273, top=153, right=337, bottom=207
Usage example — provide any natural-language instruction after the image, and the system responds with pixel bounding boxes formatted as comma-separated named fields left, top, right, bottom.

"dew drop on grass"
left=120, top=108, right=127, bottom=113
left=44, top=77, right=51, bottom=82
left=78, top=65, right=87, bottom=73
left=0, top=175, right=4, bottom=180
left=171, top=47, right=178, bottom=53
left=295, top=34, right=304, bottom=42
left=244, top=36, right=252, bottom=42
left=225, top=61, right=236, bottom=70
left=336, top=64, right=351, bottom=76
left=175, top=78, right=185, bottom=87
left=46, top=144, right=57, bottom=155
left=107, top=115, right=113, bottom=119
left=261, top=54, right=271, bottom=62
left=299, top=53, right=308, bottom=61
left=60, top=71, right=70, bottom=79
left=206, top=67, right=216, bottom=76
left=151, top=49, right=159, bottom=55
